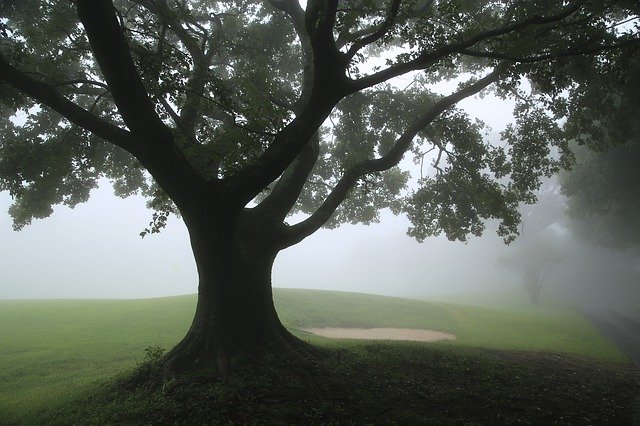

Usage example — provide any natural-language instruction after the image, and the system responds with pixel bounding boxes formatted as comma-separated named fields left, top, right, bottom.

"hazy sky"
left=0, top=92, right=520, bottom=299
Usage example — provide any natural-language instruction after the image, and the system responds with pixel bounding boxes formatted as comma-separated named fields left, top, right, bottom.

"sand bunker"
left=302, top=327, right=456, bottom=342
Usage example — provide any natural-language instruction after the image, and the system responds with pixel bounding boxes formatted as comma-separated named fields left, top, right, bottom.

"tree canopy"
left=0, top=1, right=636, bottom=243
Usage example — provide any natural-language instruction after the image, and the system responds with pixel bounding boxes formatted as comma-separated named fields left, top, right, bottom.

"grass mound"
left=44, top=345, right=638, bottom=425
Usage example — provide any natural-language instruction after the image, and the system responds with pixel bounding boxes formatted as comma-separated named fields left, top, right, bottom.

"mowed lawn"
left=0, top=289, right=626, bottom=423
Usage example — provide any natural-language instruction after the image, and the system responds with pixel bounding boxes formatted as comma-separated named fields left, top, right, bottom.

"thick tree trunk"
left=161, top=211, right=311, bottom=378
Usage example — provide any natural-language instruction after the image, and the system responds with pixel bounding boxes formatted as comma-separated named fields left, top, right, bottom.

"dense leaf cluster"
left=560, top=49, right=640, bottom=250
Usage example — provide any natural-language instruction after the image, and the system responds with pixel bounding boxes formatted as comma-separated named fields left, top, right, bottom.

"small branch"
left=344, top=0, right=403, bottom=60
left=53, top=79, right=110, bottom=91
left=155, top=95, right=200, bottom=146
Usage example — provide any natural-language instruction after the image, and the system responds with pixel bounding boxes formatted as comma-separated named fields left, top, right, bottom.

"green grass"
left=0, top=297, right=193, bottom=422
left=275, top=289, right=624, bottom=359
left=0, top=289, right=631, bottom=424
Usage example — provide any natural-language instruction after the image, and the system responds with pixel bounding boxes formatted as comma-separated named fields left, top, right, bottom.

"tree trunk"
left=161, top=211, right=311, bottom=378
left=525, top=279, right=541, bottom=305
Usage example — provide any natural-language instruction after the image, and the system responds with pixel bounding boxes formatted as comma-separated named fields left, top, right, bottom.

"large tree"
left=0, top=0, right=638, bottom=376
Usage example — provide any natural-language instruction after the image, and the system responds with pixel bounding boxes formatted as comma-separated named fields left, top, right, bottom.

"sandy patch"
left=302, top=327, right=456, bottom=342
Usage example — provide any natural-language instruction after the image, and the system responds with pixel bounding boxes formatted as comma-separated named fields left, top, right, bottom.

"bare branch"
left=253, top=134, right=320, bottom=222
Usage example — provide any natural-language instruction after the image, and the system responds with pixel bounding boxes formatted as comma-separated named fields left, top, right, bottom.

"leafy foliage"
left=0, top=0, right=638, bottom=243
left=560, top=49, right=640, bottom=250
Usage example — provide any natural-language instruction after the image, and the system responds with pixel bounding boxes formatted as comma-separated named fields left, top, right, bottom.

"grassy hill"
left=0, top=289, right=634, bottom=424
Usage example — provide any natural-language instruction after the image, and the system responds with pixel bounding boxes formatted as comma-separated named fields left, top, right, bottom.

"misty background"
left=1, top=93, right=638, bottom=308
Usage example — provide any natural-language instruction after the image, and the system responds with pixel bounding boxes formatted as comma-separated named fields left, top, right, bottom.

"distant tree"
left=0, top=1, right=637, bottom=376
left=498, top=231, right=565, bottom=305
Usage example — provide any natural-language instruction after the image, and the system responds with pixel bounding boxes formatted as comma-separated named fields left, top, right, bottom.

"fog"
left=3, top=177, right=638, bottom=310
left=0, top=186, right=514, bottom=299
left=1, top=92, right=638, bottom=311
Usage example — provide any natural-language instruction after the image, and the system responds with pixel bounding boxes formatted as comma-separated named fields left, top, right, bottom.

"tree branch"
left=460, top=38, right=640, bottom=64
left=361, top=68, right=504, bottom=173
left=0, top=53, right=138, bottom=155
left=253, top=133, right=320, bottom=222
left=283, top=68, right=503, bottom=246
left=305, top=0, right=339, bottom=41
left=344, top=0, right=403, bottom=60
left=140, top=0, right=221, bottom=137
left=349, top=1, right=585, bottom=92
left=75, top=0, right=167, bottom=137
left=266, top=0, right=305, bottom=30
left=75, top=0, right=216, bottom=205
left=225, top=0, right=354, bottom=206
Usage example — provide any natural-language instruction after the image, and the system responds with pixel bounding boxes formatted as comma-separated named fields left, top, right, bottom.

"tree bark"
left=161, top=209, right=311, bottom=378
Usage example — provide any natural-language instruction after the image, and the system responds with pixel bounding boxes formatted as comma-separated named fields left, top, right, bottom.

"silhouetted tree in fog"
left=498, top=231, right=565, bottom=304
left=0, top=0, right=637, bottom=376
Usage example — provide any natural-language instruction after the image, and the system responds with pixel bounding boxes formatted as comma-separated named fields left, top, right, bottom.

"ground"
left=44, top=344, right=638, bottom=424
left=1, top=289, right=638, bottom=424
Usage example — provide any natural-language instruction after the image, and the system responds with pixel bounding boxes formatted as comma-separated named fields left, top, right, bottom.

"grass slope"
left=0, top=289, right=633, bottom=424
left=276, top=289, right=624, bottom=359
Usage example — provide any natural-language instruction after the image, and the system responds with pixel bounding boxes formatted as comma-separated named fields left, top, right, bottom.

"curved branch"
left=283, top=68, right=503, bottom=246
left=344, top=0, right=403, bottom=60
left=349, top=1, right=584, bottom=92
left=253, top=133, right=320, bottom=222
left=282, top=168, right=359, bottom=247
left=361, top=68, right=503, bottom=173
left=0, top=53, right=138, bottom=155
